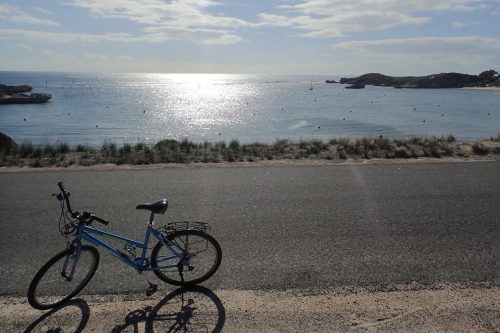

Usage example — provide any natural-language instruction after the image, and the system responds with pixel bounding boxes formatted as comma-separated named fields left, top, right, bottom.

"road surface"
left=0, top=161, right=499, bottom=296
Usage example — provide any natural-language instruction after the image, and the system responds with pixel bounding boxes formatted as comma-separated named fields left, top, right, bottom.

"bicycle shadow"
left=24, top=298, right=90, bottom=333
left=112, top=285, right=226, bottom=333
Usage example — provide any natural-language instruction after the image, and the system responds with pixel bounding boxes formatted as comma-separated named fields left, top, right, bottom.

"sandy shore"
left=1, top=285, right=498, bottom=332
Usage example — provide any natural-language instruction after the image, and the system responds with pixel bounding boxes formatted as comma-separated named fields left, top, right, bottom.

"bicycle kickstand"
left=138, top=271, right=158, bottom=296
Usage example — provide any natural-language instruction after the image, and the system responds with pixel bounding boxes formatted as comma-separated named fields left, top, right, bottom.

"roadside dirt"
left=1, top=154, right=499, bottom=173
left=1, top=285, right=498, bottom=332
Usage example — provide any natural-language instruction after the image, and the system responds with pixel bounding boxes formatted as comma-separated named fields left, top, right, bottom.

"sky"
left=1, top=0, right=500, bottom=75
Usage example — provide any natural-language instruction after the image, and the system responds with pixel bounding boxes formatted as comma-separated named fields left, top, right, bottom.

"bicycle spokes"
left=151, top=230, right=222, bottom=286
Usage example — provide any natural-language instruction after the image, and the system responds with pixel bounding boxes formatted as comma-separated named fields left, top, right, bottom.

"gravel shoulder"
left=1, top=285, right=498, bottom=332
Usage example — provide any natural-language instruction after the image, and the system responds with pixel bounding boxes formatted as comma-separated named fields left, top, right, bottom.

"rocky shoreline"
left=330, top=69, right=500, bottom=89
left=0, top=84, right=52, bottom=104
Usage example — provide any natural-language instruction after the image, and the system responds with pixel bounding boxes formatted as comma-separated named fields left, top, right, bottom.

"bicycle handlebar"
left=57, top=182, right=109, bottom=226
left=57, top=182, right=75, bottom=216
left=92, top=214, right=109, bottom=226
left=79, top=211, right=109, bottom=226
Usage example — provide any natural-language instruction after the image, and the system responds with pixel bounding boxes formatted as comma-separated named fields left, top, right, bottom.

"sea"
left=1, top=71, right=499, bottom=147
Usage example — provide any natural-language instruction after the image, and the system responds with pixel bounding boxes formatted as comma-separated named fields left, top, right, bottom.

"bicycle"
left=27, top=182, right=222, bottom=310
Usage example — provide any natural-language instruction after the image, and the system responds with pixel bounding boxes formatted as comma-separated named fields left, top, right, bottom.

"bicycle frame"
left=67, top=222, right=185, bottom=273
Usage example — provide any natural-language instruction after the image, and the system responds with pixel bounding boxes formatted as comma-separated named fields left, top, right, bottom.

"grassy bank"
left=1, top=135, right=500, bottom=168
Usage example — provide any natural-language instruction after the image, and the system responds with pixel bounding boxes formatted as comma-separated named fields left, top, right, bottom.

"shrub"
left=102, top=141, right=117, bottom=157
left=374, top=135, right=392, bottom=151
left=46, top=145, right=58, bottom=158
left=180, top=139, right=194, bottom=153
left=155, top=139, right=179, bottom=152
left=134, top=142, right=145, bottom=151
left=472, top=143, right=490, bottom=155
left=337, top=147, right=347, bottom=159
left=394, top=148, right=410, bottom=158
left=29, top=159, right=42, bottom=168
left=446, top=134, right=456, bottom=142
left=328, top=138, right=339, bottom=145
left=57, top=142, right=70, bottom=154
left=123, top=143, right=132, bottom=154
left=32, top=147, right=43, bottom=158
left=19, top=141, right=34, bottom=157
left=410, top=137, right=423, bottom=145
left=76, top=144, right=86, bottom=152
left=229, top=139, right=240, bottom=151
left=490, top=134, right=500, bottom=142
left=441, top=145, right=454, bottom=156
left=429, top=145, right=441, bottom=158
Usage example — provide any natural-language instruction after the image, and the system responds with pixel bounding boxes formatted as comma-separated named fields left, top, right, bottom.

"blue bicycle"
left=27, top=182, right=222, bottom=310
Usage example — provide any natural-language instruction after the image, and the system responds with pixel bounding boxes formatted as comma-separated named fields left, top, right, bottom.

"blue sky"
left=1, top=0, right=499, bottom=75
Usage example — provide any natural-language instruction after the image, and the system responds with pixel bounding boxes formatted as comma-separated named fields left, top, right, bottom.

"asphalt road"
left=0, top=161, right=499, bottom=296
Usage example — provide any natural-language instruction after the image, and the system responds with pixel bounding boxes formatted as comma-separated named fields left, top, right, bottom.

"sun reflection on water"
left=144, top=73, right=260, bottom=141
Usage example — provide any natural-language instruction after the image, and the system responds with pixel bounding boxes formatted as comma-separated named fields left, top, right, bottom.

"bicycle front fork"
left=61, top=242, right=81, bottom=281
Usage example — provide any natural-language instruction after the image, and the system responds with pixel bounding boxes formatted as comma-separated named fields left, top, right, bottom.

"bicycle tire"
left=27, top=245, right=99, bottom=310
left=151, top=230, right=222, bottom=286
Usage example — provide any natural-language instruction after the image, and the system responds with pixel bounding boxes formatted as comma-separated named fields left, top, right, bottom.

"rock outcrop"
left=0, top=131, right=17, bottom=152
left=337, top=70, right=500, bottom=89
left=0, top=84, right=52, bottom=104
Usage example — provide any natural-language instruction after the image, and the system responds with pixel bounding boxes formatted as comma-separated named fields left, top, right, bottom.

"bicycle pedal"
left=146, top=283, right=158, bottom=296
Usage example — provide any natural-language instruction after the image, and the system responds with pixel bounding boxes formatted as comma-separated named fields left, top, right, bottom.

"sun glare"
left=141, top=73, right=257, bottom=141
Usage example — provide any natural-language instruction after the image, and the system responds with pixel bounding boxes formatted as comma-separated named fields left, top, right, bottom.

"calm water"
left=1, top=71, right=499, bottom=147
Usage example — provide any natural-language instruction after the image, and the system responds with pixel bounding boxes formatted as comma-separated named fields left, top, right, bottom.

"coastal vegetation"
left=1, top=133, right=499, bottom=168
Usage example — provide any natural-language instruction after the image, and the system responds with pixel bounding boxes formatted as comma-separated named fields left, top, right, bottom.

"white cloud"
left=17, top=43, right=32, bottom=52
left=67, top=0, right=255, bottom=45
left=143, top=26, right=243, bottom=44
left=0, top=26, right=242, bottom=46
left=452, top=20, right=479, bottom=28
left=334, top=36, right=500, bottom=53
left=0, top=3, right=60, bottom=27
left=0, top=28, right=141, bottom=43
left=259, top=0, right=491, bottom=38
left=82, top=52, right=133, bottom=62
left=41, top=49, right=65, bottom=58
left=333, top=36, right=500, bottom=74
left=33, top=7, right=53, bottom=16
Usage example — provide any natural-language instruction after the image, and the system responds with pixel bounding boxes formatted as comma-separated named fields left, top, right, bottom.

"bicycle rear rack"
left=161, top=221, right=211, bottom=234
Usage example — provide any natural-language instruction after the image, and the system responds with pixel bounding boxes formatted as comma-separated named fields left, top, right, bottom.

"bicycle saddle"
left=136, top=199, right=168, bottom=215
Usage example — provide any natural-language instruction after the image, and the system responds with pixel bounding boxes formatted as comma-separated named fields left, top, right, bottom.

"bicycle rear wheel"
left=27, top=245, right=99, bottom=310
left=151, top=230, right=222, bottom=286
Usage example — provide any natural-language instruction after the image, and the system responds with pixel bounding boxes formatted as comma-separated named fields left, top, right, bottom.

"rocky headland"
left=0, top=84, right=51, bottom=104
left=337, top=70, right=500, bottom=89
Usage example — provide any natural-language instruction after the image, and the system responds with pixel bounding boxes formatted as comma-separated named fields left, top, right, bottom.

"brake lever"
left=52, top=193, right=64, bottom=201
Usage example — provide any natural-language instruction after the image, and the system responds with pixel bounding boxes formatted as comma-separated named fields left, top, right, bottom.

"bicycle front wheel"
left=151, top=230, right=222, bottom=286
left=27, top=245, right=99, bottom=310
